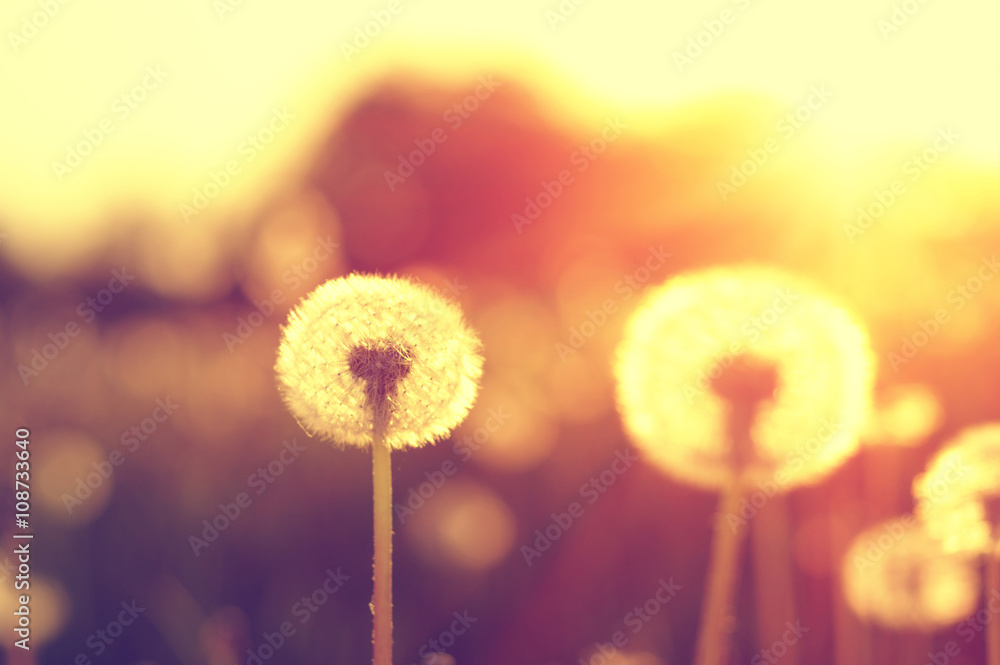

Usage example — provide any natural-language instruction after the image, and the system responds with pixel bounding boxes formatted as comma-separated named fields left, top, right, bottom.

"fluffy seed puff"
left=614, top=265, right=875, bottom=491
left=275, top=274, right=484, bottom=449
left=914, top=423, right=1000, bottom=556
left=841, top=519, right=980, bottom=630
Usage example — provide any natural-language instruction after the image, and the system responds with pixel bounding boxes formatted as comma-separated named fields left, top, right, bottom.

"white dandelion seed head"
left=275, top=273, right=484, bottom=449
left=614, top=265, right=875, bottom=491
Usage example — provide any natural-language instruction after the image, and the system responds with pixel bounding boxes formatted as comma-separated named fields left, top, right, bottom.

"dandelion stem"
left=372, top=405, right=393, bottom=665
left=694, top=474, right=747, bottom=665
left=988, top=541, right=1000, bottom=665
left=751, top=492, right=799, bottom=665
left=695, top=357, right=775, bottom=665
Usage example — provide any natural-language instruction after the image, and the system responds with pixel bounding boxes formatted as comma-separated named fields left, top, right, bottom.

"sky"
left=2, top=0, right=999, bottom=273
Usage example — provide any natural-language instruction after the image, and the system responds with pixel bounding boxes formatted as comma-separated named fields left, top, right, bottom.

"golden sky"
left=2, top=0, right=999, bottom=272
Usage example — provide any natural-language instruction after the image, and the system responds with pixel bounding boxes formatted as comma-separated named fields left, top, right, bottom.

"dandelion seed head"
left=614, top=266, right=874, bottom=490
left=275, top=273, right=484, bottom=449
left=914, top=423, right=1000, bottom=555
left=842, top=520, right=979, bottom=630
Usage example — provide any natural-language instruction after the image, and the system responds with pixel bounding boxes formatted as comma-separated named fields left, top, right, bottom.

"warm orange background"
left=2, top=1, right=1000, bottom=664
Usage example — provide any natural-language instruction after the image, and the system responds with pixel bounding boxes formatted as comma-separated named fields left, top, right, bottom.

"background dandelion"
left=914, top=424, right=1000, bottom=665
left=614, top=265, right=874, bottom=665
left=864, top=384, right=943, bottom=449
left=842, top=519, right=980, bottom=631
left=615, top=265, right=874, bottom=492
left=0, top=573, right=71, bottom=660
left=914, top=424, right=1000, bottom=556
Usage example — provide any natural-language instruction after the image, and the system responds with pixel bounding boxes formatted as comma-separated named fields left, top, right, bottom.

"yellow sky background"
left=1, top=0, right=999, bottom=275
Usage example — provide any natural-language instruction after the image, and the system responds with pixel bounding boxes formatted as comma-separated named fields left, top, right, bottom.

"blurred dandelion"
left=613, top=265, right=874, bottom=665
left=914, top=424, right=1000, bottom=556
left=275, top=273, right=483, bottom=665
left=614, top=265, right=874, bottom=490
left=913, top=424, right=1000, bottom=665
left=0, top=573, right=71, bottom=652
left=865, top=383, right=943, bottom=448
left=34, top=430, right=115, bottom=526
left=842, top=519, right=980, bottom=630
left=405, top=479, right=516, bottom=573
